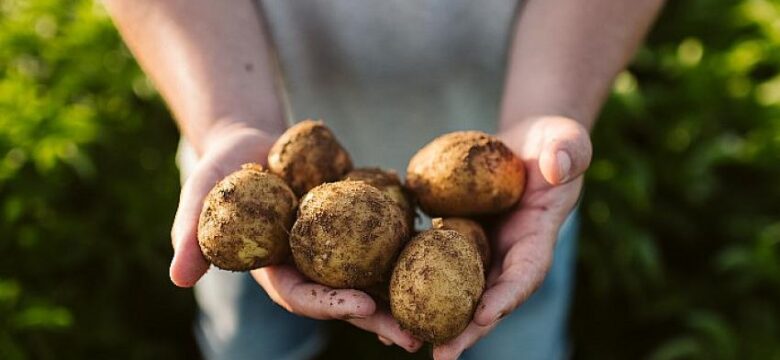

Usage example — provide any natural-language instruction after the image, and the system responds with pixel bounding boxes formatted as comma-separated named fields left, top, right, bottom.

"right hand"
left=169, top=126, right=423, bottom=353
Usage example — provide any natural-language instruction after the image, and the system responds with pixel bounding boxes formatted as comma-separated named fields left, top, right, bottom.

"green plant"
left=0, top=1, right=196, bottom=358
left=0, top=0, right=778, bottom=359
left=573, top=1, right=780, bottom=358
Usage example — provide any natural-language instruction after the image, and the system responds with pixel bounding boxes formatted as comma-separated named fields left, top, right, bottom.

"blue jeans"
left=194, top=211, right=578, bottom=360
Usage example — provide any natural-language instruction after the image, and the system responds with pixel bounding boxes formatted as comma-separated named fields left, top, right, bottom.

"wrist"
left=196, top=117, right=280, bottom=157
left=498, top=102, right=595, bottom=134
left=499, top=74, right=604, bottom=132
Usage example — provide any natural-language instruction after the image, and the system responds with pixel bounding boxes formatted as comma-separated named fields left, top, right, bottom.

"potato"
left=390, top=229, right=485, bottom=344
left=343, top=167, right=416, bottom=231
left=290, top=181, right=409, bottom=288
left=197, top=163, right=297, bottom=271
left=406, top=131, right=525, bottom=216
left=432, top=217, right=491, bottom=269
left=267, top=119, right=353, bottom=196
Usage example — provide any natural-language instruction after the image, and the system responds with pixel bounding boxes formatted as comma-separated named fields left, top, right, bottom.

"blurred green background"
left=1, top=0, right=779, bottom=359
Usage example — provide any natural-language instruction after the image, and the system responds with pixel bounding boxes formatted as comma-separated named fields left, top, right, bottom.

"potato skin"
left=290, top=181, right=410, bottom=288
left=343, top=167, right=416, bottom=231
left=406, top=131, right=525, bottom=216
left=432, top=217, right=491, bottom=270
left=390, top=229, right=485, bottom=344
left=267, top=120, right=353, bottom=197
left=197, top=164, right=298, bottom=271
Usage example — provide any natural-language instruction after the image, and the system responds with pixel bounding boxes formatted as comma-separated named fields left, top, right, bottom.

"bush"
left=0, top=1, right=196, bottom=358
left=0, top=0, right=777, bottom=359
left=574, top=1, right=780, bottom=358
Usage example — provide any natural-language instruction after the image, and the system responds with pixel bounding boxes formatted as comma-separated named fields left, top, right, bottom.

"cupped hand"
left=433, top=116, right=592, bottom=359
left=169, top=126, right=422, bottom=353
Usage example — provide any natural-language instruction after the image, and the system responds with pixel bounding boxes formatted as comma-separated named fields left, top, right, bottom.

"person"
left=104, top=1, right=664, bottom=359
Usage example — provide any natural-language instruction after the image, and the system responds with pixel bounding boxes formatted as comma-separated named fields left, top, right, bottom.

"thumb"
left=534, top=117, right=592, bottom=185
left=169, top=128, right=276, bottom=287
left=169, top=158, right=222, bottom=287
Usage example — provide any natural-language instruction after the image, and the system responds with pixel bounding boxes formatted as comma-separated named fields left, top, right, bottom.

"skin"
left=104, top=0, right=421, bottom=351
left=104, top=0, right=665, bottom=356
left=433, top=0, right=666, bottom=358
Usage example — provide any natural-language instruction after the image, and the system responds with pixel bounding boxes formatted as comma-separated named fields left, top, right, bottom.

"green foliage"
left=0, top=0, right=778, bottom=359
left=573, top=0, right=780, bottom=359
left=0, top=1, right=196, bottom=358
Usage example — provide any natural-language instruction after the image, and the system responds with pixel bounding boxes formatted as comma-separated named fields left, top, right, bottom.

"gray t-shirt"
left=187, top=6, right=579, bottom=359
left=259, top=0, right=519, bottom=173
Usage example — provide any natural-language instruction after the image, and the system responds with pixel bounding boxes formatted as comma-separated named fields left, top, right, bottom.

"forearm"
left=104, top=0, right=285, bottom=155
left=500, top=0, right=665, bottom=130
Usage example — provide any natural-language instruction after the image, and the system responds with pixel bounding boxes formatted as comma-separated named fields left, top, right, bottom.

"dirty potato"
left=267, top=120, right=353, bottom=197
left=343, top=167, right=416, bottom=231
left=290, top=181, right=409, bottom=288
left=197, top=164, right=297, bottom=271
left=406, top=131, right=525, bottom=216
left=432, top=217, right=491, bottom=269
left=390, top=229, right=485, bottom=344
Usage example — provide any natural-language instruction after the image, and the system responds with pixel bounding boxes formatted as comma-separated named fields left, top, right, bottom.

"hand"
left=169, top=125, right=423, bottom=353
left=433, top=116, right=592, bottom=359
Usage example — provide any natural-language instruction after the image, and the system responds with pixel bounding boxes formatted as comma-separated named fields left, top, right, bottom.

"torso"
left=258, top=0, right=520, bottom=173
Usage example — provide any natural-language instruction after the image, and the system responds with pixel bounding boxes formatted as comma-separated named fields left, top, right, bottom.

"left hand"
left=433, top=116, right=592, bottom=359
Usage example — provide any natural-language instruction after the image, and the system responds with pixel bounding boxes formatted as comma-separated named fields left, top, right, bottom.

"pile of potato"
left=197, top=119, right=526, bottom=344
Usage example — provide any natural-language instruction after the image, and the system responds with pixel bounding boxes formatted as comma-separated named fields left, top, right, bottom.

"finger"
left=474, top=205, right=559, bottom=327
left=535, top=117, right=592, bottom=185
left=251, top=265, right=376, bottom=320
left=378, top=335, right=393, bottom=346
left=501, top=116, right=592, bottom=186
left=348, top=311, right=423, bottom=353
left=169, top=160, right=225, bottom=287
left=252, top=266, right=421, bottom=352
left=473, top=251, right=549, bottom=327
left=169, top=129, right=277, bottom=287
left=484, top=263, right=502, bottom=290
left=169, top=231, right=211, bottom=288
left=433, top=321, right=498, bottom=360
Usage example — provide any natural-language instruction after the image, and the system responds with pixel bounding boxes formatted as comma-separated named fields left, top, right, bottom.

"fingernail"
left=378, top=336, right=393, bottom=346
left=341, top=314, right=367, bottom=320
left=169, top=254, right=179, bottom=281
left=556, top=150, right=572, bottom=183
left=492, top=311, right=506, bottom=325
